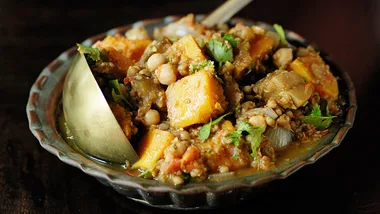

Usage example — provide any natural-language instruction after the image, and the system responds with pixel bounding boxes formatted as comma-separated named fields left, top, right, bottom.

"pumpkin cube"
left=170, top=34, right=206, bottom=62
left=250, top=34, right=275, bottom=64
left=166, top=69, right=226, bottom=128
left=132, top=128, right=175, bottom=170
left=290, top=52, right=338, bottom=100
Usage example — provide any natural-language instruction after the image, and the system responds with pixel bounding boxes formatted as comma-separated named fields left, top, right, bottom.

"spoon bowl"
left=62, top=52, right=139, bottom=164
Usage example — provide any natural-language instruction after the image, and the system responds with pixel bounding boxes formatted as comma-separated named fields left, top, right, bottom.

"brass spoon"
left=202, top=0, right=253, bottom=27
left=63, top=53, right=139, bottom=164
left=62, top=0, right=253, bottom=164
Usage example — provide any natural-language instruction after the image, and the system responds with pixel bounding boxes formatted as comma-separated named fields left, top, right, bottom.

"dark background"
left=1, top=0, right=379, bottom=213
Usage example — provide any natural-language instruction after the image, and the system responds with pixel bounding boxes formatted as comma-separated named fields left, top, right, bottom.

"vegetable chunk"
left=290, top=49, right=339, bottom=100
left=98, top=34, right=151, bottom=62
left=253, top=70, right=313, bottom=109
left=166, top=68, right=226, bottom=128
left=169, top=34, right=206, bottom=62
left=250, top=34, right=275, bottom=66
left=132, top=128, right=175, bottom=170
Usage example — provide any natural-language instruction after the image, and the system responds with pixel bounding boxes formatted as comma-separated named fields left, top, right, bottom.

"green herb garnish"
left=206, top=39, right=233, bottom=65
left=246, top=62, right=255, bottom=75
left=109, top=79, right=133, bottom=109
left=189, top=60, right=214, bottom=74
left=231, top=153, right=239, bottom=160
left=223, top=33, right=238, bottom=48
left=198, top=112, right=233, bottom=141
left=226, top=122, right=264, bottom=158
left=138, top=169, right=152, bottom=179
left=199, top=38, right=205, bottom=48
left=169, top=37, right=178, bottom=43
left=302, top=104, right=336, bottom=130
left=77, top=43, right=107, bottom=62
left=273, top=24, right=289, bottom=46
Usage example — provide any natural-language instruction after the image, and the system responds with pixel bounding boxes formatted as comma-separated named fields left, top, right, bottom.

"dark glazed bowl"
left=26, top=15, right=357, bottom=210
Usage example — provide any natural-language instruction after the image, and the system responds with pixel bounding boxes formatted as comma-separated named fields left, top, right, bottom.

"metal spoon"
left=62, top=0, right=253, bottom=164
left=62, top=53, right=139, bottom=164
left=202, top=0, right=253, bottom=27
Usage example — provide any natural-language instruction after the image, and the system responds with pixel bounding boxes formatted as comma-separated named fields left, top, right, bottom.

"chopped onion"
left=263, top=107, right=278, bottom=118
left=250, top=108, right=263, bottom=115
left=265, top=127, right=293, bottom=151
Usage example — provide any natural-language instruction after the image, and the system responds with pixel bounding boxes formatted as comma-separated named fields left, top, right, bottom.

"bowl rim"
left=26, top=15, right=357, bottom=194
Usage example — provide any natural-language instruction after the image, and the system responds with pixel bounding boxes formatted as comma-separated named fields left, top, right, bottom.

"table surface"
left=1, top=0, right=379, bottom=213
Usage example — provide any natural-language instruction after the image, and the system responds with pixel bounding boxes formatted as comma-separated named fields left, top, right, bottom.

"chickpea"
left=144, top=109, right=160, bottom=126
left=158, top=122, right=170, bottom=130
left=265, top=116, right=276, bottom=127
left=249, top=115, right=267, bottom=132
left=277, top=115, right=291, bottom=129
left=243, top=85, right=252, bottom=94
left=273, top=48, right=293, bottom=68
left=179, top=130, right=190, bottom=141
left=155, top=63, right=177, bottom=85
left=266, top=97, right=277, bottom=109
left=147, top=53, right=166, bottom=71
left=275, top=107, right=283, bottom=116
left=285, top=111, right=294, bottom=119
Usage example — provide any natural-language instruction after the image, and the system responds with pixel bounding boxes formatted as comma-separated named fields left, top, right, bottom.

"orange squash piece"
left=249, top=34, right=275, bottom=64
left=166, top=68, right=226, bottom=128
left=101, top=34, right=151, bottom=62
left=290, top=58, right=314, bottom=82
left=132, top=128, right=175, bottom=170
left=290, top=53, right=338, bottom=100
left=169, top=34, right=206, bottom=62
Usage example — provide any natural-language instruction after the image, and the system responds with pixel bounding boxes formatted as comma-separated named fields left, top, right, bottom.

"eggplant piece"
left=253, top=70, right=312, bottom=109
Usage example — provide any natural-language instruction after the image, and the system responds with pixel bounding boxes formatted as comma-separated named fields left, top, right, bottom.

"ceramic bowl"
left=26, top=15, right=357, bottom=210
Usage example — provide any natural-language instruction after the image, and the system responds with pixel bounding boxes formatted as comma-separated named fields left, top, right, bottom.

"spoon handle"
left=201, top=0, right=253, bottom=27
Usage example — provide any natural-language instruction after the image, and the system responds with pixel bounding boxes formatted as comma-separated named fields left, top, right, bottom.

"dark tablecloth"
left=1, top=0, right=379, bottom=213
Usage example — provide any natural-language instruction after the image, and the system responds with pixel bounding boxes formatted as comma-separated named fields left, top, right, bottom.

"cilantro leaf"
left=199, top=38, right=205, bottom=48
left=231, top=153, right=239, bottom=160
left=223, top=33, right=238, bottom=48
left=77, top=43, right=107, bottom=62
left=310, top=104, right=322, bottom=117
left=189, top=60, right=214, bottom=75
left=273, top=24, right=289, bottom=46
left=236, top=121, right=252, bottom=134
left=249, top=126, right=264, bottom=158
left=138, top=169, right=152, bottom=178
left=225, top=122, right=264, bottom=158
left=198, top=119, right=212, bottom=141
left=198, top=112, right=233, bottom=141
left=302, top=104, right=336, bottom=130
left=206, top=39, right=233, bottom=64
left=227, top=131, right=242, bottom=146
left=211, top=112, right=232, bottom=125
left=109, top=79, right=133, bottom=109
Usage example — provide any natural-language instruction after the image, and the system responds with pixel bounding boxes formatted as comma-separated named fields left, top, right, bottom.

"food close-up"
left=58, top=14, right=345, bottom=185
